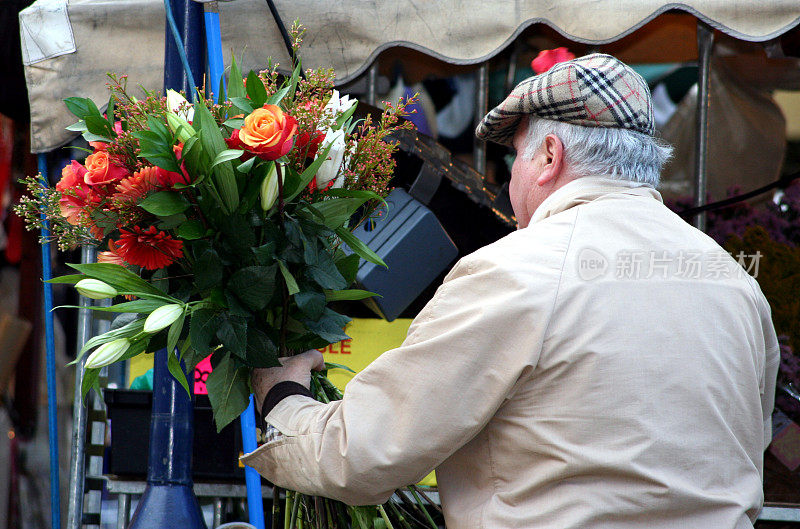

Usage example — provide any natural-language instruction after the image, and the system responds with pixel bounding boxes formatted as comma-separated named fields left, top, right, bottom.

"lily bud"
left=166, top=89, right=194, bottom=121
left=75, top=278, right=118, bottom=300
left=166, top=112, right=196, bottom=143
left=260, top=163, right=282, bottom=211
left=143, top=304, right=184, bottom=333
left=85, top=338, right=130, bottom=368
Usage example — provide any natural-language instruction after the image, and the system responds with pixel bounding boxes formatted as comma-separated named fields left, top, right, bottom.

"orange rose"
left=236, top=104, right=298, bottom=160
left=84, top=151, right=129, bottom=186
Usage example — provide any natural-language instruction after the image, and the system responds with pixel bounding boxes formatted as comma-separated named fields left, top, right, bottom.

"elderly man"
left=243, top=54, right=779, bottom=528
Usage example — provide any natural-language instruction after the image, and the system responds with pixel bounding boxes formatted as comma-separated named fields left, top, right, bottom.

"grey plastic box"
left=349, top=188, right=458, bottom=321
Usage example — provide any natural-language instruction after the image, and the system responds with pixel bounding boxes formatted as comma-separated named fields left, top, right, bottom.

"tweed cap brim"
left=476, top=53, right=655, bottom=146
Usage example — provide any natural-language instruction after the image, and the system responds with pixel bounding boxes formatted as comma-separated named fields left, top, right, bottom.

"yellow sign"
left=320, top=318, right=437, bottom=487
left=126, top=317, right=437, bottom=486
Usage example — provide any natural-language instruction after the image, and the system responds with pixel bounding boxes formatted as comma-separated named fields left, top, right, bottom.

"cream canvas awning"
left=20, top=0, right=800, bottom=152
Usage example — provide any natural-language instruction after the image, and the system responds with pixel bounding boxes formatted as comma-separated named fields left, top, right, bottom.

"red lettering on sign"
left=340, top=339, right=351, bottom=354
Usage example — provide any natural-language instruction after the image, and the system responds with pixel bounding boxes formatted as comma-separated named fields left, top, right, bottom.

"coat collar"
left=528, top=177, right=663, bottom=225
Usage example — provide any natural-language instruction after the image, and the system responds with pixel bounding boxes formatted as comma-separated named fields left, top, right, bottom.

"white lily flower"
left=314, top=128, right=347, bottom=189
left=260, top=163, right=282, bottom=211
left=85, top=338, right=130, bottom=369
left=166, top=89, right=194, bottom=122
left=323, top=89, right=357, bottom=117
left=143, top=304, right=184, bottom=333
left=75, top=278, right=117, bottom=300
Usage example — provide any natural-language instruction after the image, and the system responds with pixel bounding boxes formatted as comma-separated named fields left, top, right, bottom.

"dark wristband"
left=260, top=381, right=312, bottom=421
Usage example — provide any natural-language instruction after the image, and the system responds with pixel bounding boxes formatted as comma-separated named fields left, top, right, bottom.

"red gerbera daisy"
left=113, top=166, right=160, bottom=206
left=115, top=225, right=183, bottom=270
left=97, top=240, right=126, bottom=266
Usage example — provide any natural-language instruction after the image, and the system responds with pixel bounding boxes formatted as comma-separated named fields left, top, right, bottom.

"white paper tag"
left=19, top=0, right=76, bottom=66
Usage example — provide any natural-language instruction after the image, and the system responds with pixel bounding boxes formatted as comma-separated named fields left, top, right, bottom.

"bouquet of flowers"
left=16, top=26, right=416, bottom=432
left=17, top=25, right=445, bottom=529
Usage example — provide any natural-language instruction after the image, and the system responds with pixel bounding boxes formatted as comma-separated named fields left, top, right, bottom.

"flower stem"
left=378, top=505, right=395, bottom=529
left=408, top=487, right=438, bottom=529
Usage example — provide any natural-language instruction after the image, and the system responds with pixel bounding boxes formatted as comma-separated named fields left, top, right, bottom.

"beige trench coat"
left=242, top=177, right=779, bottom=529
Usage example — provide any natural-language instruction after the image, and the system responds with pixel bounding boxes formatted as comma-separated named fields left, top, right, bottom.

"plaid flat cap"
left=476, top=53, right=655, bottom=146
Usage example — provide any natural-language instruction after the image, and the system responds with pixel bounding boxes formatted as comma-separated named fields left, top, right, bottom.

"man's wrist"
left=261, top=380, right=313, bottom=420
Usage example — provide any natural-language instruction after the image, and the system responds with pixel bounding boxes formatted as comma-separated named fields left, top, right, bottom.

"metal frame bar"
left=693, top=21, right=714, bottom=231
left=66, top=245, right=96, bottom=529
left=473, top=62, right=489, bottom=176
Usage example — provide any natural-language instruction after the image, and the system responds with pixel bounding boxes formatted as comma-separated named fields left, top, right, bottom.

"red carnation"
left=531, top=47, right=575, bottom=74
left=155, top=144, right=191, bottom=187
left=295, top=130, right=326, bottom=159
left=115, top=225, right=184, bottom=270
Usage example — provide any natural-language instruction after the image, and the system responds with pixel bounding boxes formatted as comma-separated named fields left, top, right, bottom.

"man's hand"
left=251, top=350, right=326, bottom=412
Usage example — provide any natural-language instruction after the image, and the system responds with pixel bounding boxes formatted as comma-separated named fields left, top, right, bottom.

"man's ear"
left=535, top=134, right=565, bottom=186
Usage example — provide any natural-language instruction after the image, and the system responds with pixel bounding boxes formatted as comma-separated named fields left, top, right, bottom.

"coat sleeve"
left=240, top=253, right=560, bottom=505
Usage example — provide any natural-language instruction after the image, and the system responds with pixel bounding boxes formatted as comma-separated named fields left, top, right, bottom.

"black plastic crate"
left=104, top=389, right=245, bottom=481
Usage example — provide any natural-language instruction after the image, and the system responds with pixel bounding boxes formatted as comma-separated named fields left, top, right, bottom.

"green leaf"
left=246, top=70, right=268, bottom=108
left=206, top=352, right=250, bottom=432
left=335, top=101, right=359, bottom=129
left=84, top=115, right=113, bottom=138
left=228, top=56, right=246, bottom=100
left=223, top=118, right=245, bottom=129
left=277, top=260, right=299, bottom=295
left=68, top=263, right=174, bottom=299
left=302, top=197, right=368, bottom=230
left=189, top=308, right=220, bottom=357
left=167, top=307, right=186, bottom=359
left=81, top=368, right=101, bottom=399
left=230, top=97, right=254, bottom=115
left=227, top=265, right=277, bottom=311
left=335, top=227, right=387, bottom=267
left=156, top=213, right=187, bottom=230
left=334, top=253, right=361, bottom=284
left=305, top=308, right=351, bottom=343
left=64, top=97, right=101, bottom=120
left=265, top=84, right=290, bottom=106
left=283, top=142, right=333, bottom=202
left=252, top=242, right=276, bottom=265
left=216, top=315, right=248, bottom=359
left=45, top=274, right=85, bottom=285
left=139, top=190, right=191, bottom=217
left=106, top=95, right=116, bottom=129
left=65, top=120, right=88, bottom=132
left=194, top=97, right=239, bottom=212
left=167, top=349, right=191, bottom=396
left=305, top=248, right=347, bottom=290
left=55, top=299, right=166, bottom=313
left=176, top=219, right=205, bottom=240
left=245, top=327, right=280, bottom=367
left=324, top=289, right=379, bottom=302
left=116, top=335, right=151, bottom=363
left=211, top=149, right=244, bottom=169
left=194, top=249, right=224, bottom=291
left=324, top=361, right=356, bottom=374
left=295, top=290, right=326, bottom=320
left=73, top=316, right=145, bottom=362
left=327, top=187, right=386, bottom=207
left=236, top=156, right=257, bottom=173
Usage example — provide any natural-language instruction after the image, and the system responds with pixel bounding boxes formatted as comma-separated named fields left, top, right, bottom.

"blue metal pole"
left=204, top=13, right=265, bottom=528
left=38, top=154, right=62, bottom=529
left=128, top=0, right=206, bottom=527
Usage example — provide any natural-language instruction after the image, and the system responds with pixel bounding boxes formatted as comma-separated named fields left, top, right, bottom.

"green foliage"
left=206, top=352, right=251, bottom=432
left=139, top=190, right=190, bottom=217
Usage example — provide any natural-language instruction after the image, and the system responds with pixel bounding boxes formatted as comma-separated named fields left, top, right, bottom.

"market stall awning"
left=20, top=0, right=800, bottom=152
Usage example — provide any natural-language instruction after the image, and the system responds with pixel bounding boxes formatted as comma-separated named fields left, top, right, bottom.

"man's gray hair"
left=522, top=116, right=673, bottom=187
